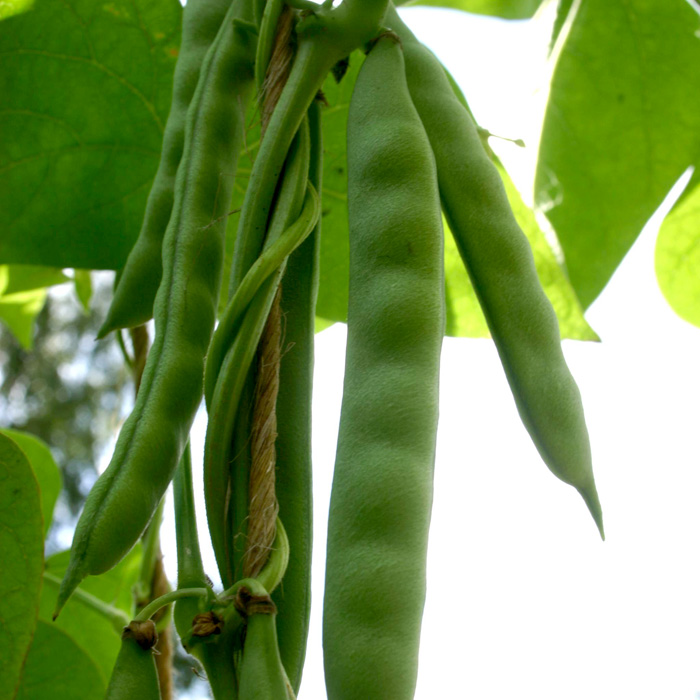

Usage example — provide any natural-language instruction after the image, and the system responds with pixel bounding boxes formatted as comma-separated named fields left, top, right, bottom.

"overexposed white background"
left=131, top=4, right=700, bottom=698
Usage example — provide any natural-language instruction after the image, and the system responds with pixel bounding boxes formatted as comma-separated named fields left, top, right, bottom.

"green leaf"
left=397, top=0, right=544, bottom=19
left=14, top=621, right=104, bottom=700
left=0, top=266, right=68, bottom=295
left=314, top=316, right=336, bottom=334
left=0, top=0, right=182, bottom=270
left=0, top=286, right=46, bottom=348
left=73, top=270, right=93, bottom=313
left=40, top=546, right=142, bottom=684
left=317, top=53, right=595, bottom=339
left=655, top=171, right=700, bottom=327
left=535, top=0, right=700, bottom=308
left=0, top=0, right=33, bottom=22
left=549, top=0, right=575, bottom=52
left=0, top=432, right=43, bottom=700
left=0, top=265, right=69, bottom=347
left=0, top=429, right=62, bottom=536
left=313, top=52, right=361, bottom=328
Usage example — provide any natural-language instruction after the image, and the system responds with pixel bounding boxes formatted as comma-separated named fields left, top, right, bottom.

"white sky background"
left=153, top=4, right=700, bottom=698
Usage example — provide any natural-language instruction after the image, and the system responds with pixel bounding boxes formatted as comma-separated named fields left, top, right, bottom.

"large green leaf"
left=535, top=0, right=700, bottom=308
left=655, top=171, right=700, bottom=326
left=0, top=429, right=62, bottom=536
left=0, top=0, right=182, bottom=270
left=396, top=0, right=543, bottom=18
left=0, top=433, right=43, bottom=700
left=41, top=546, right=142, bottom=684
left=14, top=621, right=104, bottom=700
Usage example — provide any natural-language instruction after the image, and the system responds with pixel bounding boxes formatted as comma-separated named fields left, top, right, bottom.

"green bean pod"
left=255, top=0, right=285, bottom=91
left=272, top=99, right=323, bottom=693
left=204, top=181, right=320, bottom=409
left=55, top=0, right=257, bottom=618
left=386, top=4, right=604, bottom=537
left=227, top=0, right=390, bottom=298
left=204, top=121, right=311, bottom=587
left=323, top=36, right=444, bottom=700
left=105, top=621, right=161, bottom=700
left=98, top=0, right=234, bottom=337
left=236, top=583, right=289, bottom=700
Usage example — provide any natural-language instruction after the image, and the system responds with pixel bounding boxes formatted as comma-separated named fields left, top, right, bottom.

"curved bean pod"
left=386, top=4, right=604, bottom=537
left=204, top=181, right=320, bottom=409
left=55, top=0, right=257, bottom=617
left=323, top=35, right=444, bottom=700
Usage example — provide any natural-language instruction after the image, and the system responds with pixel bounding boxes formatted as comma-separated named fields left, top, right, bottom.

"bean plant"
left=2, top=0, right=698, bottom=698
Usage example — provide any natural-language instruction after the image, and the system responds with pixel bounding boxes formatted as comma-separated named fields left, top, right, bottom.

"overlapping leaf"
left=0, top=429, right=62, bottom=536
left=535, top=0, right=700, bottom=308
left=0, top=433, right=43, bottom=700
left=0, top=266, right=68, bottom=347
left=655, top=171, right=700, bottom=326
left=397, top=0, right=543, bottom=19
left=0, top=0, right=32, bottom=22
left=14, top=622, right=104, bottom=700
left=40, top=546, right=142, bottom=684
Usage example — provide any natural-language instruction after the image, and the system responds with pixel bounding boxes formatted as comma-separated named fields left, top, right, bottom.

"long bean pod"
left=55, top=0, right=258, bottom=617
left=323, top=35, right=444, bottom=700
left=227, top=0, right=391, bottom=298
left=386, top=4, right=603, bottom=536
left=205, top=121, right=311, bottom=587
left=204, top=181, right=320, bottom=409
left=98, top=0, right=235, bottom=336
left=271, top=99, right=323, bottom=694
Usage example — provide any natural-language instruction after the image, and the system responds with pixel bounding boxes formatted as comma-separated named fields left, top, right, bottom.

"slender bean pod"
left=227, top=0, right=390, bottom=298
left=323, top=36, right=444, bottom=700
left=98, top=0, right=235, bottom=336
left=255, top=0, right=285, bottom=91
left=204, top=181, right=320, bottom=409
left=271, top=99, right=323, bottom=693
left=386, top=4, right=604, bottom=537
left=55, top=0, right=257, bottom=617
left=205, top=121, right=311, bottom=586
